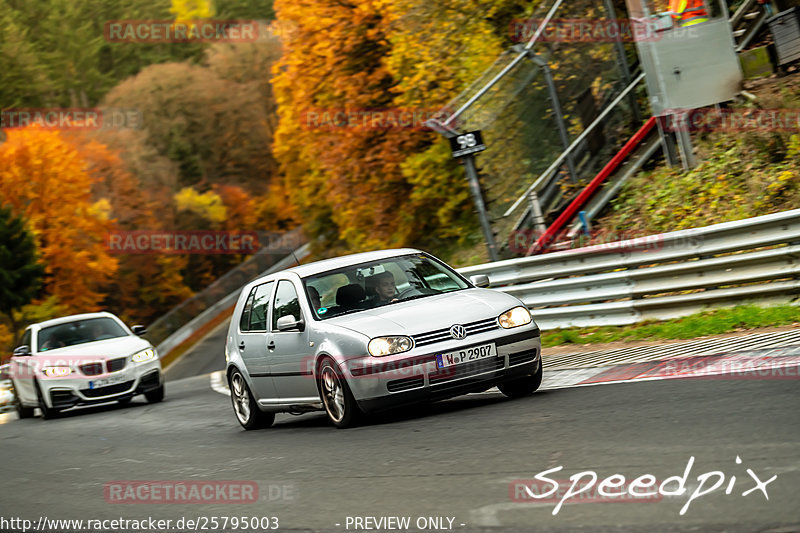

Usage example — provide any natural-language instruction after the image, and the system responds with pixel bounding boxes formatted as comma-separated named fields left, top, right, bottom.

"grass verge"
left=541, top=304, right=800, bottom=348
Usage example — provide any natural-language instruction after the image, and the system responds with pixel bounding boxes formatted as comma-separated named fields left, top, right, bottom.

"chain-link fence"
left=433, top=0, right=651, bottom=258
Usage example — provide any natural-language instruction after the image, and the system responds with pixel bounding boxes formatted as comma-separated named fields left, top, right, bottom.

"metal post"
left=675, top=112, right=696, bottom=170
left=532, top=56, right=579, bottom=183
left=656, top=115, right=680, bottom=167
left=528, top=191, right=547, bottom=234
left=603, top=0, right=641, bottom=123
left=462, top=154, right=499, bottom=262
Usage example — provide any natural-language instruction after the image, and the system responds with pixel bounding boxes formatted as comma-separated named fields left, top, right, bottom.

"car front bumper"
left=40, top=360, right=163, bottom=409
left=342, top=325, right=541, bottom=413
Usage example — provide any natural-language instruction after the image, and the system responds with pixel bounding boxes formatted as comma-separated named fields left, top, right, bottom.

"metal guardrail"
left=458, top=210, right=800, bottom=329
left=155, top=243, right=311, bottom=357
left=147, top=228, right=308, bottom=357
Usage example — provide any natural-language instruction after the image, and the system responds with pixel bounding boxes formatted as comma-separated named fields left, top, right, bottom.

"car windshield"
left=303, top=253, right=470, bottom=320
left=37, top=317, right=128, bottom=351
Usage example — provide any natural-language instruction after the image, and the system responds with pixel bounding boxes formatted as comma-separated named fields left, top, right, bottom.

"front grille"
left=106, top=358, right=127, bottom=373
left=509, top=348, right=538, bottom=366
left=387, top=377, right=424, bottom=392
left=80, top=362, right=103, bottom=376
left=412, top=318, right=499, bottom=347
left=429, top=356, right=504, bottom=384
left=80, top=380, right=134, bottom=398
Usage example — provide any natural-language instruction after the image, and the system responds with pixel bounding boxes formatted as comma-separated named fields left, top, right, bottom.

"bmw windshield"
left=303, top=254, right=470, bottom=320
left=37, top=317, right=128, bottom=351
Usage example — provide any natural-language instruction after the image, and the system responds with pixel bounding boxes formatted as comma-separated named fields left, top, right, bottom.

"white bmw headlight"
left=43, top=366, right=72, bottom=377
left=498, top=306, right=532, bottom=329
left=132, top=348, right=157, bottom=363
left=368, top=336, right=413, bottom=357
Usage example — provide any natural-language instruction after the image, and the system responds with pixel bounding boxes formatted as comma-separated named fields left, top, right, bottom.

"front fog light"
left=498, top=306, right=532, bottom=329
left=368, top=336, right=413, bottom=357
left=132, top=348, right=157, bottom=363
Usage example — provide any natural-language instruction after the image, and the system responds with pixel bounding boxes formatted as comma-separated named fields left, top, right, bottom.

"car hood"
left=327, top=288, right=523, bottom=338
left=34, top=336, right=152, bottom=359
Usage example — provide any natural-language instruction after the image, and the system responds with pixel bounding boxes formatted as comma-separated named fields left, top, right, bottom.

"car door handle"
left=267, top=341, right=275, bottom=350
left=238, top=341, right=245, bottom=351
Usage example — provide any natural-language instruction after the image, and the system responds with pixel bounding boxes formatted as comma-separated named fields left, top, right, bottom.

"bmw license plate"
left=436, top=343, right=497, bottom=369
left=89, top=374, right=126, bottom=389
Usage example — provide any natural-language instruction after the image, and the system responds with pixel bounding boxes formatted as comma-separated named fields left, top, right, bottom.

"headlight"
left=43, top=366, right=72, bottom=377
left=498, top=306, right=532, bottom=329
left=132, top=348, right=157, bottom=363
left=368, top=336, right=413, bottom=357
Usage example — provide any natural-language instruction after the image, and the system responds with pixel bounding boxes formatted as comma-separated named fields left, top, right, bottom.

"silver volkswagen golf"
left=225, top=249, right=542, bottom=429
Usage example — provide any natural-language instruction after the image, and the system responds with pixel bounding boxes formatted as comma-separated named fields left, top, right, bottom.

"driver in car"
left=368, top=271, right=398, bottom=307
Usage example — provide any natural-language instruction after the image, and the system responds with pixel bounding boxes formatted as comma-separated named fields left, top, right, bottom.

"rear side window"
left=240, top=282, right=274, bottom=332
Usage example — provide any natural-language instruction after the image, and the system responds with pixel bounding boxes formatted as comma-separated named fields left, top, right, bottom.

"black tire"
left=317, top=358, right=362, bottom=429
left=144, top=384, right=165, bottom=403
left=498, top=358, right=543, bottom=399
left=15, top=396, right=35, bottom=419
left=229, top=370, right=274, bottom=430
left=35, top=382, right=60, bottom=420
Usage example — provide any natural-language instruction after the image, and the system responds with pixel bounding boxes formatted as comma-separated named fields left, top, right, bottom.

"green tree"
left=0, top=205, right=44, bottom=343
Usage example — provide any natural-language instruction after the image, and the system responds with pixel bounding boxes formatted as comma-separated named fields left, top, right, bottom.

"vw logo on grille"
left=449, top=325, right=467, bottom=339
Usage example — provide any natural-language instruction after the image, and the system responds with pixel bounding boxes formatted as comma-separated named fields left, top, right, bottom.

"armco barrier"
left=458, top=210, right=800, bottom=329
left=147, top=228, right=309, bottom=357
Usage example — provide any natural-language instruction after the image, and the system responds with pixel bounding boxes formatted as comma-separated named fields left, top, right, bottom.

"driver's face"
left=375, top=278, right=395, bottom=300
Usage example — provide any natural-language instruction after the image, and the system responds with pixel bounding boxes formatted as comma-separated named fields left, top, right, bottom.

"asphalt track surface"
left=0, top=328, right=798, bottom=533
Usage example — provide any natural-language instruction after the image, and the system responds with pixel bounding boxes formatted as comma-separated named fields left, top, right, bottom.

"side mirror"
left=276, top=315, right=304, bottom=332
left=13, top=345, right=31, bottom=356
left=131, top=325, right=147, bottom=336
left=470, top=274, right=490, bottom=288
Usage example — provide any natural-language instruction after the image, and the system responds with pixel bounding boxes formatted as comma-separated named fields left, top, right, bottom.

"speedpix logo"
left=512, top=456, right=777, bottom=515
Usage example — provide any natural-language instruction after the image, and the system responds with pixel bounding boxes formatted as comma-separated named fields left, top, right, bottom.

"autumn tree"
left=0, top=127, right=118, bottom=311
left=272, top=0, right=524, bottom=254
left=272, top=0, right=427, bottom=254
left=71, top=132, right=194, bottom=324
left=102, top=59, right=279, bottom=192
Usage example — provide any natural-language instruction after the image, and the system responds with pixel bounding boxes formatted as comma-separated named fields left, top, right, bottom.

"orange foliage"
left=272, top=0, right=427, bottom=254
left=70, top=132, right=194, bottom=323
left=0, top=128, right=118, bottom=311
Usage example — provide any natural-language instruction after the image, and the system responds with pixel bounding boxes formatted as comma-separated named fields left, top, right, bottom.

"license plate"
left=436, top=343, right=497, bottom=369
left=89, top=374, right=126, bottom=389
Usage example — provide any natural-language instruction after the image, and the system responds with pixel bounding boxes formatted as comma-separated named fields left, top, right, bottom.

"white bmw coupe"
left=10, top=312, right=164, bottom=419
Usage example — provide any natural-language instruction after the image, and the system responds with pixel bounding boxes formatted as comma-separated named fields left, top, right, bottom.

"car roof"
left=29, top=311, right=122, bottom=330
left=282, top=248, right=424, bottom=278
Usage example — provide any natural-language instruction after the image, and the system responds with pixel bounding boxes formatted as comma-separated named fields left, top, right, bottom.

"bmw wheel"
left=15, top=397, right=35, bottom=419
left=498, top=358, right=543, bottom=399
left=229, top=369, right=274, bottom=430
left=318, top=358, right=361, bottom=429
left=145, top=384, right=165, bottom=403
left=35, top=382, right=60, bottom=420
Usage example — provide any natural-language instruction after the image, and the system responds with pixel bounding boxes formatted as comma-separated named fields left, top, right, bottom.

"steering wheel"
left=395, top=287, right=422, bottom=300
